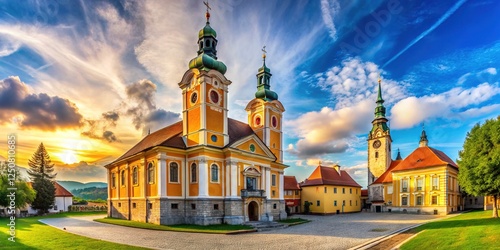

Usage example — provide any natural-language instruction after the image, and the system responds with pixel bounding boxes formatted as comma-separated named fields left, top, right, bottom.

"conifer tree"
left=27, top=143, right=57, bottom=214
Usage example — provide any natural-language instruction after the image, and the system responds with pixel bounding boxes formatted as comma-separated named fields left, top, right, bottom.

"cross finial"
left=378, top=73, right=381, bottom=84
left=262, top=45, right=267, bottom=60
left=203, top=1, right=211, bottom=22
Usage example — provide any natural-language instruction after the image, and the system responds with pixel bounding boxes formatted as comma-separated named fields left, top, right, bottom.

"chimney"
left=334, top=165, right=341, bottom=175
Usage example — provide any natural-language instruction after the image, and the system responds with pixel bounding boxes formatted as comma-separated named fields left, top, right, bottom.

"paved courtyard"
left=40, top=212, right=443, bottom=250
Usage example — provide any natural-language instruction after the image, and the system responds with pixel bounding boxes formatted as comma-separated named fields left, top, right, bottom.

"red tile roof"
left=361, top=189, right=368, bottom=197
left=371, top=159, right=402, bottom=185
left=392, top=146, right=458, bottom=172
left=110, top=118, right=262, bottom=165
left=300, top=165, right=361, bottom=188
left=27, top=181, right=73, bottom=197
left=284, top=176, right=300, bottom=190
left=54, top=182, right=73, bottom=197
left=370, top=146, right=458, bottom=186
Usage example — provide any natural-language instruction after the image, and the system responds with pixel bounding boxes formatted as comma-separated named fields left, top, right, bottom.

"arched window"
left=120, top=170, right=126, bottom=186
left=132, top=167, right=138, bottom=185
left=211, top=164, right=219, bottom=182
left=170, top=162, right=179, bottom=182
left=147, top=163, right=155, bottom=184
left=206, top=40, right=211, bottom=47
left=191, top=163, right=197, bottom=183
left=112, top=173, right=116, bottom=188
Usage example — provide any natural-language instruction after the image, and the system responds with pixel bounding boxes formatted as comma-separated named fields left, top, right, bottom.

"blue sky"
left=0, top=0, right=499, bottom=187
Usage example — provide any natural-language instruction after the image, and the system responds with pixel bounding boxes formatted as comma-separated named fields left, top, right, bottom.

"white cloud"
left=321, top=0, right=340, bottom=41
left=391, top=82, right=500, bottom=128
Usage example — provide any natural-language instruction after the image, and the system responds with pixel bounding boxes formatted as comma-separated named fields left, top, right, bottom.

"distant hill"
left=72, top=187, right=107, bottom=201
left=57, top=181, right=107, bottom=192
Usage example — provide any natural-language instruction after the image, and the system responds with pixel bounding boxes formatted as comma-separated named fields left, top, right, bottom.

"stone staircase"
left=245, top=221, right=289, bottom=231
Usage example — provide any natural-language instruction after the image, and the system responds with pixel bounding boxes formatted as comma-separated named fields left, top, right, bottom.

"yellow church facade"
left=301, top=165, right=362, bottom=214
left=367, top=80, right=460, bottom=215
left=105, top=9, right=287, bottom=225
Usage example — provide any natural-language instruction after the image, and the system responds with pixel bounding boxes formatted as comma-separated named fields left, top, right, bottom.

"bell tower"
left=245, top=48, right=285, bottom=162
left=367, top=79, right=392, bottom=186
left=178, top=4, right=231, bottom=148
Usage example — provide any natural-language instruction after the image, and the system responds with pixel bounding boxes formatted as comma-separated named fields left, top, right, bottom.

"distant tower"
left=245, top=47, right=285, bottom=162
left=367, top=78, right=392, bottom=186
left=419, top=128, right=429, bottom=147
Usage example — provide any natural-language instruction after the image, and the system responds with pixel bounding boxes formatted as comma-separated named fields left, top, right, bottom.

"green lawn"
left=279, top=218, right=310, bottom=226
left=0, top=212, right=146, bottom=249
left=95, top=217, right=254, bottom=234
left=401, top=210, right=500, bottom=250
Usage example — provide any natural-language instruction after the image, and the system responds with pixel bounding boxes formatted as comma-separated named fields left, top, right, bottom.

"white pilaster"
left=266, top=168, right=271, bottom=199
left=279, top=172, right=284, bottom=200
left=230, top=161, right=238, bottom=198
left=156, top=153, right=167, bottom=197
left=199, top=157, right=209, bottom=197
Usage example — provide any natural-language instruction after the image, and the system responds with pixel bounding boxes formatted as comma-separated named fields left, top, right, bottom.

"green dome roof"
left=199, top=22, right=217, bottom=39
left=189, top=54, right=227, bottom=74
left=259, top=63, right=271, bottom=74
left=255, top=88, right=278, bottom=101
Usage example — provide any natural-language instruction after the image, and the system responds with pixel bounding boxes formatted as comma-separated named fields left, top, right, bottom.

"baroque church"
left=367, top=79, right=461, bottom=214
left=105, top=9, right=287, bottom=225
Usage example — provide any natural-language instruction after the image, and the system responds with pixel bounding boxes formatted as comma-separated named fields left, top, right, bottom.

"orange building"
left=284, top=176, right=301, bottom=214
left=105, top=8, right=287, bottom=225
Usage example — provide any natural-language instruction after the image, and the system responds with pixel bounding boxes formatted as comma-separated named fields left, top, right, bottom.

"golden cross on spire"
left=262, top=45, right=267, bottom=60
left=378, top=73, right=381, bottom=84
left=203, top=1, right=211, bottom=22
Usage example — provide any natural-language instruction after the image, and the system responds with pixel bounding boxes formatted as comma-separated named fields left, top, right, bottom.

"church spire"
left=396, top=148, right=402, bottom=160
left=255, top=46, right=278, bottom=101
left=419, top=126, right=428, bottom=147
left=374, top=78, right=386, bottom=119
left=188, top=2, right=227, bottom=74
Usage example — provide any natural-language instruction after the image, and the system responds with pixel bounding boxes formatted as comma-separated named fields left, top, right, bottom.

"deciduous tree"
left=0, top=162, right=36, bottom=214
left=458, top=116, right=500, bottom=218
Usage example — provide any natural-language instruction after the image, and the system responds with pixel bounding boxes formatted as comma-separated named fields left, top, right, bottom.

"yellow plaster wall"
left=302, top=185, right=361, bottom=213
left=208, top=160, right=223, bottom=196
left=270, top=170, right=280, bottom=198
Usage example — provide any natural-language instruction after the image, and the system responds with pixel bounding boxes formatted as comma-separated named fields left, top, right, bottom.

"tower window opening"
left=375, top=152, right=379, bottom=158
left=200, top=41, right=204, bottom=49
left=206, top=40, right=211, bottom=47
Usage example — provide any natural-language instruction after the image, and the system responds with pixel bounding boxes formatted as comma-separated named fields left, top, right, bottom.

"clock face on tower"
left=373, top=140, right=381, bottom=149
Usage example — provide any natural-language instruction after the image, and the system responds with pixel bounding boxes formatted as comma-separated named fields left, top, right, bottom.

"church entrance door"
left=248, top=201, right=259, bottom=221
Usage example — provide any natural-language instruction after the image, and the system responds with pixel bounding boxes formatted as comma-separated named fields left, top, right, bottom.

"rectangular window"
left=350, top=200, right=352, bottom=206
left=272, top=174, right=277, bottom=186
left=417, top=178, right=423, bottom=191
left=402, top=197, right=408, bottom=206
left=432, top=196, right=438, bottom=205
left=272, top=190, right=276, bottom=197
left=171, top=203, right=178, bottom=209
left=416, top=196, right=423, bottom=205
left=432, top=176, right=439, bottom=190
left=214, top=204, right=219, bottom=210
left=170, top=162, right=179, bottom=183
left=273, top=203, right=277, bottom=209
left=334, top=188, right=337, bottom=194
left=342, top=188, right=345, bottom=194
left=387, top=185, right=393, bottom=194
left=148, top=203, right=153, bottom=209
left=132, top=203, right=136, bottom=209
left=350, top=188, right=352, bottom=194
left=295, top=190, right=299, bottom=195
left=317, top=200, right=320, bottom=206
left=334, top=200, right=337, bottom=206
left=342, top=200, right=345, bottom=206
left=402, top=179, right=408, bottom=192
left=324, top=187, right=327, bottom=193
left=191, top=203, right=196, bottom=210
left=118, top=202, right=121, bottom=208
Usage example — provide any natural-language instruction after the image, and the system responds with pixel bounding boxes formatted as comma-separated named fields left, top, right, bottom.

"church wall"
left=208, top=160, right=223, bottom=196
left=187, top=106, right=201, bottom=132
left=206, top=108, right=223, bottom=132
left=270, top=170, right=280, bottom=198
left=270, top=130, right=281, bottom=160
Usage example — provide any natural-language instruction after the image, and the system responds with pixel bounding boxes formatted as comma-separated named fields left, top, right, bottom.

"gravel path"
left=40, top=213, right=442, bottom=250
